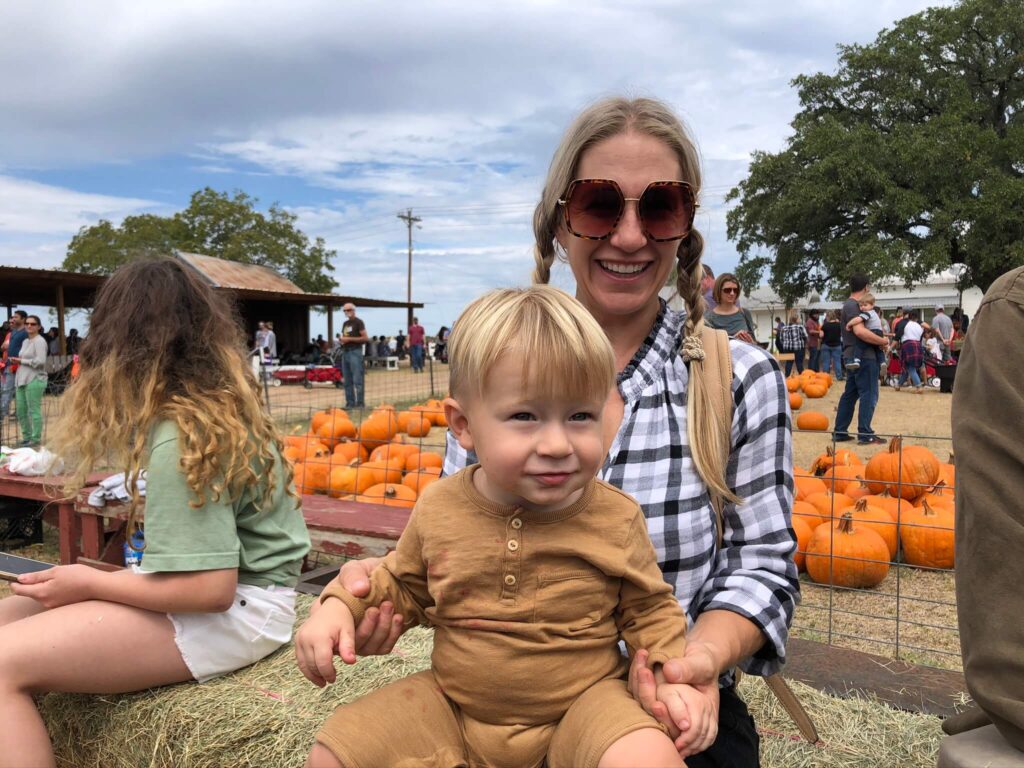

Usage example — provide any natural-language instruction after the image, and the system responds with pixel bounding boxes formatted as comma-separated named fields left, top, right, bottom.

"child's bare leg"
left=305, top=742, right=344, bottom=768
left=0, top=595, right=46, bottom=627
left=598, top=727, right=685, bottom=768
left=0, top=599, right=192, bottom=768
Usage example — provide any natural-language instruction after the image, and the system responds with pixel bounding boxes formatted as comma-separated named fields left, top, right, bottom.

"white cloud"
left=0, top=176, right=158, bottom=236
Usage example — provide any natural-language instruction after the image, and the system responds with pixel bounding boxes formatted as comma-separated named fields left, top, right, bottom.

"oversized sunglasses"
left=558, top=179, right=697, bottom=242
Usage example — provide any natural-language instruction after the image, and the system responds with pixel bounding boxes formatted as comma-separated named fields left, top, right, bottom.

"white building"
left=663, top=269, right=983, bottom=347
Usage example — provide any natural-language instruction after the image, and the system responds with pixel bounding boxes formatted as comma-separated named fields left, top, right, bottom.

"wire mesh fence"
left=791, top=428, right=959, bottom=671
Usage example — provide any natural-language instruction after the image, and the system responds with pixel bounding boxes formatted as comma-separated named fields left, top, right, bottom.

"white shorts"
left=134, top=568, right=297, bottom=683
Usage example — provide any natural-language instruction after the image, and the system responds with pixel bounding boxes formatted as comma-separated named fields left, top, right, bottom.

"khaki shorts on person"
left=315, top=670, right=668, bottom=768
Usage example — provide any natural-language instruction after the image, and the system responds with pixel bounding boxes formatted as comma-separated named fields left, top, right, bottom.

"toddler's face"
left=449, top=355, right=606, bottom=512
left=859, top=302, right=875, bottom=312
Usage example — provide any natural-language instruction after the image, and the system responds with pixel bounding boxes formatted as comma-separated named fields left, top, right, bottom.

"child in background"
left=0, top=257, right=310, bottom=767
left=845, top=292, right=886, bottom=372
left=296, top=285, right=713, bottom=768
left=924, top=329, right=943, bottom=364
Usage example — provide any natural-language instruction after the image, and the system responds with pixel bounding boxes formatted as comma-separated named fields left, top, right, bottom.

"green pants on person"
left=15, top=379, right=46, bottom=445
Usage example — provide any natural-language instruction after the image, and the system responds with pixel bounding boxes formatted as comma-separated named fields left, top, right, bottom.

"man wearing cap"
left=339, top=304, right=369, bottom=409
left=932, top=305, right=954, bottom=362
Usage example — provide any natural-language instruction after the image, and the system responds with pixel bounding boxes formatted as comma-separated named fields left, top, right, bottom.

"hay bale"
left=43, top=595, right=944, bottom=767
left=44, top=596, right=432, bottom=768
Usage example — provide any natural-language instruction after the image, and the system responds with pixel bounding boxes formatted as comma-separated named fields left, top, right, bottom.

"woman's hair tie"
left=682, top=334, right=705, bottom=362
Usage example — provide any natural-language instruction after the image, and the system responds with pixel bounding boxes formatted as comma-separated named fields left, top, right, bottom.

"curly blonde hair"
left=532, top=96, right=739, bottom=504
left=50, top=256, right=296, bottom=540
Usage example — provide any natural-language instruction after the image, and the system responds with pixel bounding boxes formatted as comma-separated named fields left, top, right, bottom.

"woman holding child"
left=0, top=258, right=310, bottom=768
left=301, top=97, right=797, bottom=768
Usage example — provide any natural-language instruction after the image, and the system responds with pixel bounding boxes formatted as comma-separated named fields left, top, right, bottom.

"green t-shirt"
left=142, top=421, right=311, bottom=588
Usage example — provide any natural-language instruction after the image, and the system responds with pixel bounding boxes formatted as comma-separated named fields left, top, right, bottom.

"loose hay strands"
left=43, top=596, right=943, bottom=767
left=44, top=597, right=434, bottom=768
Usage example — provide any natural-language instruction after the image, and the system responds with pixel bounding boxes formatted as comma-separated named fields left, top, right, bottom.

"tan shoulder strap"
left=698, top=326, right=821, bottom=744
left=699, top=325, right=733, bottom=548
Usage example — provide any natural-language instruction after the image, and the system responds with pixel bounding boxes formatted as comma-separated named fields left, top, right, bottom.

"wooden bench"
left=63, top=489, right=410, bottom=573
left=0, top=468, right=108, bottom=562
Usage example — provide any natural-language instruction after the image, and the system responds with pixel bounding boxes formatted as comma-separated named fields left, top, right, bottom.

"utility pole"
left=397, top=208, right=421, bottom=329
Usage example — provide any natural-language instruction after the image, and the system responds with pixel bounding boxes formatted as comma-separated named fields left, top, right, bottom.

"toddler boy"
left=296, top=286, right=713, bottom=768
left=845, top=292, right=885, bottom=372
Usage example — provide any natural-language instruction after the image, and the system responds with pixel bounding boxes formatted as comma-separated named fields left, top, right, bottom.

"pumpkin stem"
left=837, top=511, right=856, bottom=534
left=853, top=498, right=868, bottom=513
left=921, top=499, right=937, bottom=518
left=889, top=436, right=903, bottom=455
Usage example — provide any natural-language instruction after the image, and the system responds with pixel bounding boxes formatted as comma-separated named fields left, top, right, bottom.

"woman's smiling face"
left=559, top=131, right=683, bottom=322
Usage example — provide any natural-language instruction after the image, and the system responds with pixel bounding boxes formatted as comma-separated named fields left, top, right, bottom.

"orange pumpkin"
left=359, top=412, right=399, bottom=447
left=796, top=411, right=829, bottom=431
left=312, top=408, right=349, bottom=434
left=862, top=490, right=909, bottom=523
left=793, top=499, right=827, bottom=530
left=900, top=499, right=955, bottom=569
left=844, top=498, right=898, bottom=559
left=802, top=382, right=828, bottom=398
left=292, top=463, right=313, bottom=494
left=316, top=415, right=357, bottom=448
left=914, top=481, right=955, bottom=511
left=424, top=398, right=447, bottom=426
left=403, top=467, right=443, bottom=494
left=811, top=446, right=863, bottom=475
left=864, top=437, right=940, bottom=500
left=788, top=392, right=803, bottom=411
left=845, top=480, right=872, bottom=502
left=303, top=440, right=331, bottom=461
left=792, top=516, right=813, bottom=572
left=794, top=472, right=828, bottom=502
left=282, top=445, right=304, bottom=465
left=406, top=414, right=432, bottom=438
left=786, top=377, right=801, bottom=392
left=369, top=441, right=419, bottom=467
left=357, top=483, right=418, bottom=508
left=805, top=491, right=854, bottom=524
left=820, top=463, right=865, bottom=495
left=333, top=440, right=369, bottom=464
left=406, top=451, right=444, bottom=473
left=295, top=459, right=330, bottom=494
left=805, top=512, right=890, bottom=588
left=328, top=464, right=361, bottom=497
left=360, top=457, right=404, bottom=487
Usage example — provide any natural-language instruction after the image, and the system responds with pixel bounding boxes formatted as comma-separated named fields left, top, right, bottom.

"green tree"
left=727, top=0, right=1024, bottom=302
left=64, top=188, right=337, bottom=293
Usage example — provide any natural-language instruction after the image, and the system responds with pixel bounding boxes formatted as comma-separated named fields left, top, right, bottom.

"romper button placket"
left=511, top=518, right=523, bottom=529
left=504, top=574, right=517, bottom=586
left=507, top=539, right=519, bottom=552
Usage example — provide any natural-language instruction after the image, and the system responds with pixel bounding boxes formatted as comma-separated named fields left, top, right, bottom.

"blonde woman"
left=328, top=97, right=797, bottom=768
left=0, top=257, right=310, bottom=767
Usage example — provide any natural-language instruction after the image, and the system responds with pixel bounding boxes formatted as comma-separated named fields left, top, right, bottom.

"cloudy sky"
left=1, top=0, right=950, bottom=337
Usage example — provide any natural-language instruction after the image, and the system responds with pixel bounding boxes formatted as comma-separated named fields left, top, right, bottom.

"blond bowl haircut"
left=531, top=96, right=739, bottom=504
left=447, top=285, right=616, bottom=407
left=859, top=292, right=876, bottom=307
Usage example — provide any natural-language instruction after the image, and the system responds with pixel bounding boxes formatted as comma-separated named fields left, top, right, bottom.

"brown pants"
left=315, top=670, right=667, bottom=768
left=951, top=266, right=1024, bottom=751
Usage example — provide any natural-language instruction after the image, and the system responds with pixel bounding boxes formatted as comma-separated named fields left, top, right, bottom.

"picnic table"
left=64, top=487, right=410, bottom=574
left=0, top=467, right=108, bottom=561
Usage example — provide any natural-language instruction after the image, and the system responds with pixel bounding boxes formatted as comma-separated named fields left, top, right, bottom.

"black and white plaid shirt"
left=443, top=302, right=799, bottom=680
left=779, top=322, right=808, bottom=353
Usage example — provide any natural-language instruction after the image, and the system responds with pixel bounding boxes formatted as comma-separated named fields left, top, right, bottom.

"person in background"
left=701, top=264, right=717, bottom=311
left=9, top=315, right=48, bottom=447
left=951, top=265, right=1024, bottom=754
left=951, top=306, right=969, bottom=335
left=931, top=305, right=954, bottom=361
left=819, top=310, right=844, bottom=381
left=408, top=317, right=426, bottom=373
left=923, top=328, right=943, bottom=364
left=339, top=304, right=368, bottom=409
left=894, top=309, right=925, bottom=393
left=434, top=326, right=449, bottom=363
left=66, top=328, right=81, bottom=356
left=395, top=329, right=406, bottom=360
left=834, top=275, right=888, bottom=445
left=264, top=322, right=277, bottom=360
left=1, top=311, right=28, bottom=422
left=772, top=316, right=783, bottom=354
left=779, top=310, right=808, bottom=376
left=703, top=273, right=755, bottom=343
left=804, top=310, right=823, bottom=372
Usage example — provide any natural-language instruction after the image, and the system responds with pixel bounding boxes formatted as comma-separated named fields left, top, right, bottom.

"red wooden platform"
left=64, top=488, right=410, bottom=569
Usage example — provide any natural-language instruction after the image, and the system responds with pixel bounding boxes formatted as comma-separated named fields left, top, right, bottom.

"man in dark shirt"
left=339, top=304, right=369, bottom=409
left=834, top=274, right=889, bottom=445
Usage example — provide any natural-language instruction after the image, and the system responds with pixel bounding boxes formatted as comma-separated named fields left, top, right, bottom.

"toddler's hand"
left=655, top=682, right=719, bottom=758
left=294, top=598, right=358, bottom=687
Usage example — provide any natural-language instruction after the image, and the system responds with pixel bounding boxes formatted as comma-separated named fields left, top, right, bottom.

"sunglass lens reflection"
left=568, top=182, right=623, bottom=238
left=640, top=185, right=690, bottom=240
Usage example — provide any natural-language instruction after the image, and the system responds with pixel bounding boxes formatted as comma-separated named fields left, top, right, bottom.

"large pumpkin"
left=802, top=381, right=828, bottom=398
left=796, top=411, right=829, bottom=431
left=820, top=463, right=865, bottom=495
left=357, top=483, right=418, bottom=508
left=864, top=437, right=940, bottom=500
left=406, top=413, right=432, bottom=438
left=359, top=412, right=399, bottom=447
left=333, top=440, right=369, bottom=464
left=786, top=377, right=801, bottom=393
left=900, top=499, right=955, bottom=569
left=369, top=442, right=419, bottom=469
left=845, top=498, right=898, bottom=559
left=788, top=392, right=803, bottom=411
left=805, top=491, right=853, bottom=523
left=811, top=446, right=863, bottom=476
left=793, top=499, right=828, bottom=530
left=914, top=481, right=955, bottom=511
left=805, top=512, right=890, bottom=588
left=359, top=457, right=404, bottom=487
left=403, top=467, right=442, bottom=494
left=792, top=516, right=813, bottom=572
left=406, top=451, right=444, bottom=473
left=316, top=415, right=356, bottom=448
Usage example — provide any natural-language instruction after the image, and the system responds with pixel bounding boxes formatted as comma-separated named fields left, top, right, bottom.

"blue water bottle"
left=123, top=528, right=145, bottom=567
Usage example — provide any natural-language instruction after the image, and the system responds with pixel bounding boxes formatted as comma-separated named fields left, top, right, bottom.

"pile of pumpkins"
left=786, top=369, right=834, bottom=432
left=792, top=438, right=955, bottom=589
left=281, top=400, right=448, bottom=508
